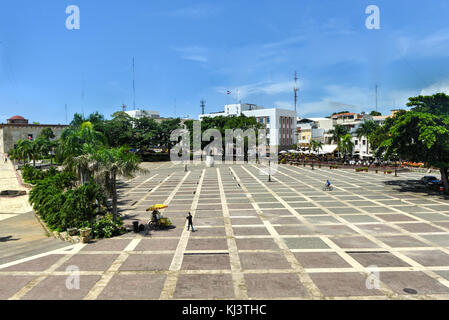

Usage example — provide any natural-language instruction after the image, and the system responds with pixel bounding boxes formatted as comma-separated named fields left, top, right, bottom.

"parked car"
left=420, top=176, right=441, bottom=187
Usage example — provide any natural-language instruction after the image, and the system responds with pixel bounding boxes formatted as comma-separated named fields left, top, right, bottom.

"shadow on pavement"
left=383, top=179, right=449, bottom=200
left=0, top=235, right=19, bottom=242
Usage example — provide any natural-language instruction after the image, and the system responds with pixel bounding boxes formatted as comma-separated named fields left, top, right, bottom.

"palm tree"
left=310, top=140, right=324, bottom=154
left=57, top=122, right=107, bottom=185
left=56, top=121, right=106, bottom=163
left=15, top=139, right=34, bottom=166
left=328, top=125, right=349, bottom=144
left=355, top=120, right=379, bottom=155
left=93, top=146, right=142, bottom=221
left=338, top=134, right=355, bottom=159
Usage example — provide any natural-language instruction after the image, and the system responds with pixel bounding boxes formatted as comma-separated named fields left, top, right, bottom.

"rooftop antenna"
left=375, top=84, right=378, bottom=112
left=174, top=98, right=177, bottom=116
left=65, top=104, right=68, bottom=124
left=81, top=78, right=85, bottom=117
left=121, top=104, right=127, bottom=112
left=132, top=57, right=136, bottom=109
left=294, top=71, right=299, bottom=116
left=200, top=98, right=205, bottom=115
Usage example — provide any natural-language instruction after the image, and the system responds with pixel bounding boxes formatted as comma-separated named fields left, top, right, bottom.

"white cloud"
left=173, top=46, right=208, bottom=63
left=298, top=84, right=431, bottom=117
left=298, top=85, right=374, bottom=116
left=263, top=35, right=307, bottom=48
left=274, top=101, right=293, bottom=109
left=396, top=28, right=449, bottom=58
left=215, top=80, right=303, bottom=100
left=420, top=80, right=449, bottom=95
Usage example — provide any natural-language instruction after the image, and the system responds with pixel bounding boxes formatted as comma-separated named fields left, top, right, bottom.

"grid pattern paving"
left=2, top=162, right=449, bottom=300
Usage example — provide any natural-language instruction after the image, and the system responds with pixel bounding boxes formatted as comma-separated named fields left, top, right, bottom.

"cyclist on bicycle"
left=326, top=180, right=331, bottom=187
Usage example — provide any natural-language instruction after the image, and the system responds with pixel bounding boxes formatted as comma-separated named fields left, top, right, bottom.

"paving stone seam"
left=252, top=165, right=400, bottom=298
left=233, top=166, right=323, bottom=299
left=8, top=243, right=86, bottom=300
left=279, top=165, right=449, bottom=293
left=217, top=167, right=249, bottom=299
left=159, top=169, right=203, bottom=299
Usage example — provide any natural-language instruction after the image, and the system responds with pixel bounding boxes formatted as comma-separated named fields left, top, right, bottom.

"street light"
left=394, top=160, right=398, bottom=177
left=268, top=159, right=272, bottom=182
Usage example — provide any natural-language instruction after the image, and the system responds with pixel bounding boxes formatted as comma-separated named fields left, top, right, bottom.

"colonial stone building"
left=0, top=116, right=67, bottom=154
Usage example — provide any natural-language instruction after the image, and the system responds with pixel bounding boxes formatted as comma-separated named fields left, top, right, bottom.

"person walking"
left=186, top=212, right=195, bottom=232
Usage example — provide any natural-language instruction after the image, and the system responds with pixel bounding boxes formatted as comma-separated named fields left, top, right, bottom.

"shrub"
left=21, top=165, right=44, bottom=184
left=280, top=158, right=286, bottom=164
left=92, top=213, right=126, bottom=239
left=29, top=172, right=106, bottom=232
left=21, top=165, right=59, bottom=184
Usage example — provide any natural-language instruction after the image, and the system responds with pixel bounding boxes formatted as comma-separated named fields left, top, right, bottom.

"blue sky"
left=1, top=0, right=449, bottom=124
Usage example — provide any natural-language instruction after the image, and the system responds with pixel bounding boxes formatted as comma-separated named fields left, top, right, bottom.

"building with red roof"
left=1, top=115, right=67, bottom=154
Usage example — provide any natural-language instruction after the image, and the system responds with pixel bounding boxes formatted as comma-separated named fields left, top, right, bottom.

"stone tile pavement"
left=2, top=162, right=449, bottom=300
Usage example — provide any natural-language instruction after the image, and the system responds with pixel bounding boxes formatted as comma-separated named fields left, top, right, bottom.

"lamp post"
left=394, top=160, right=398, bottom=177
left=268, top=159, right=272, bottom=182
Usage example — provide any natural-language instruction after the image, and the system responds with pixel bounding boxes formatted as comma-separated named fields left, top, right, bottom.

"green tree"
left=14, top=139, right=33, bottom=165
left=338, top=134, right=354, bottom=159
left=381, top=93, right=449, bottom=192
left=328, top=125, right=349, bottom=144
left=57, top=122, right=106, bottom=185
left=39, top=128, right=55, bottom=140
left=310, top=140, right=323, bottom=154
left=158, top=118, right=182, bottom=150
left=103, top=112, right=134, bottom=147
left=355, top=120, right=379, bottom=154
left=92, top=146, right=142, bottom=220
left=370, top=111, right=382, bottom=116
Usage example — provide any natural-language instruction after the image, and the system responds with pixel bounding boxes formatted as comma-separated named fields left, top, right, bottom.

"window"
left=363, top=140, right=366, bottom=145
left=266, top=117, right=270, bottom=124
left=355, top=140, right=358, bottom=145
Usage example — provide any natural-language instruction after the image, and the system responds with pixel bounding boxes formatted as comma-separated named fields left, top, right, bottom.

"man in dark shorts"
left=186, top=212, right=195, bottom=232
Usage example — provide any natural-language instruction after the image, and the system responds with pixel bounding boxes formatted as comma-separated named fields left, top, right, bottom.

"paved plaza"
left=2, top=162, right=449, bottom=300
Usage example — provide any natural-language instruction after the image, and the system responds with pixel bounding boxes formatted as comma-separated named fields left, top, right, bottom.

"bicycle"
left=323, top=184, right=333, bottom=191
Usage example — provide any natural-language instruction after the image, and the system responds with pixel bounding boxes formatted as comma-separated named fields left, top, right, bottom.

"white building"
left=199, top=103, right=297, bottom=149
left=125, top=109, right=160, bottom=119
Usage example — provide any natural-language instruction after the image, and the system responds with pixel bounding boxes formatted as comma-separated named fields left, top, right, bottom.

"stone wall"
left=0, top=124, right=67, bottom=154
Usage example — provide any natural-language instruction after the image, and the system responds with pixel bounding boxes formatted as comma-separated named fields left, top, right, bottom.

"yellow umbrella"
left=146, top=204, right=168, bottom=212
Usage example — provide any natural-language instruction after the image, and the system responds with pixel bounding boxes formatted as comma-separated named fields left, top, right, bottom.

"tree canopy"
left=371, top=93, right=449, bottom=192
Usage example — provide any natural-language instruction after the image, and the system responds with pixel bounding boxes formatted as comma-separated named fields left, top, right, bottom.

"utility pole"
left=294, top=71, right=299, bottom=116
left=132, top=57, right=136, bottom=109
left=200, top=99, right=205, bottom=115
left=121, top=104, right=127, bottom=112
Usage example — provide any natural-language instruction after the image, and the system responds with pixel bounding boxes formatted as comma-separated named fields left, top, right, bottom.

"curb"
left=33, top=212, right=80, bottom=244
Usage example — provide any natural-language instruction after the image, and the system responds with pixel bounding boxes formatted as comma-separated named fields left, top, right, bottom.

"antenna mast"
left=294, top=71, right=299, bottom=116
left=122, top=104, right=127, bottom=112
left=132, top=57, right=136, bottom=109
left=65, top=104, right=68, bottom=125
left=375, top=84, right=378, bottom=112
left=200, top=99, right=206, bottom=115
